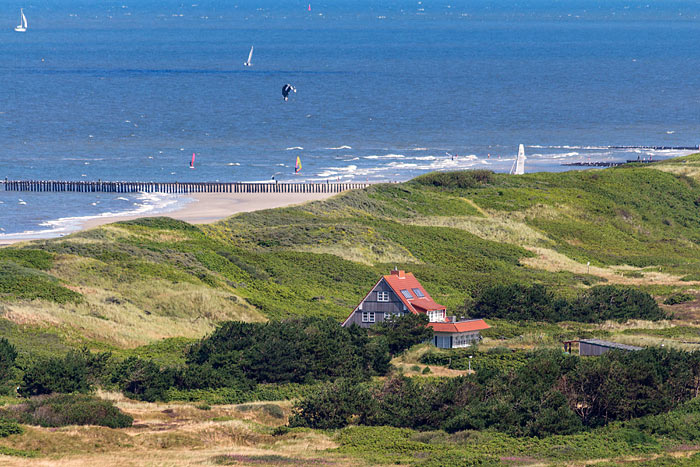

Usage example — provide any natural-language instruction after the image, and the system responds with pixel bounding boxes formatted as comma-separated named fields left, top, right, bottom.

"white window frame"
left=427, top=310, right=444, bottom=322
left=362, top=311, right=375, bottom=323
left=377, top=291, right=390, bottom=302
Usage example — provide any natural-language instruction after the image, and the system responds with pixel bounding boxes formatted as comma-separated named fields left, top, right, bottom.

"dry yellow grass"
left=410, top=214, right=548, bottom=247
left=0, top=394, right=348, bottom=467
left=521, top=246, right=700, bottom=287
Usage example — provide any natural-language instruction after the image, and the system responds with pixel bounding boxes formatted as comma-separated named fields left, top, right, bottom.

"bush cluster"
left=19, top=349, right=110, bottom=397
left=412, top=170, right=494, bottom=189
left=663, top=292, right=695, bottom=305
left=1, top=394, right=132, bottom=428
left=111, top=316, right=429, bottom=402
left=0, top=418, right=23, bottom=437
left=291, top=347, right=700, bottom=438
left=468, top=284, right=666, bottom=323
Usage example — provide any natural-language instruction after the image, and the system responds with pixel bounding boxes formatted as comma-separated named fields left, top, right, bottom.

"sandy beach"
left=0, top=192, right=337, bottom=245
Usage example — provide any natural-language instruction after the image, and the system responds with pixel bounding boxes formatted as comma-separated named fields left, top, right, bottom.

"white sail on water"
left=510, top=144, right=526, bottom=175
left=15, top=8, right=27, bottom=32
left=244, top=46, right=253, bottom=66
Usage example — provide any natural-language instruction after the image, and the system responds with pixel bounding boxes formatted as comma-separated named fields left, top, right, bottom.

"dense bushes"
left=371, top=313, right=433, bottom=355
left=1, top=394, right=132, bottom=428
left=291, top=348, right=700, bottom=438
left=663, top=292, right=695, bottom=305
left=112, top=317, right=411, bottom=402
left=20, top=349, right=110, bottom=397
left=0, top=418, right=23, bottom=437
left=187, top=318, right=390, bottom=385
left=468, top=284, right=666, bottom=323
left=420, top=347, right=529, bottom=374
left=412, top=170, right=494, bottom=189
left=0, top=338, right=17, bottom=382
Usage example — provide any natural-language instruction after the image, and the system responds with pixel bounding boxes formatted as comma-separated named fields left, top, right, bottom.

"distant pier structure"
left=1, top=179, right=371, bottom=194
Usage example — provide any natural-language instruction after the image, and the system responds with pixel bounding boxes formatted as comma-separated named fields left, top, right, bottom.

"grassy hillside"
left=2, top=158, right=700, bottom=349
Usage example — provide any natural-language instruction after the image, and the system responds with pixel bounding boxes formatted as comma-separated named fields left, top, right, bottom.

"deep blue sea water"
left=1, top=0, right=699, bottom=239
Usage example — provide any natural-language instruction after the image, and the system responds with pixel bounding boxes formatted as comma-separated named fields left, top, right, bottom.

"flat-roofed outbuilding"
left=578, top=339, right=642, bottom=356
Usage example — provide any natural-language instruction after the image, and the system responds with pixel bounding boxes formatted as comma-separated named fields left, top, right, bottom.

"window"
left=427, top=310, right=444, bottom=322
left=412, top=288, right=425, bottom=298
left=400, top=289, right=414, bottom=299
left=377, top=291, right=390, bottom=302
left=362, top=312, right=375, bottom=323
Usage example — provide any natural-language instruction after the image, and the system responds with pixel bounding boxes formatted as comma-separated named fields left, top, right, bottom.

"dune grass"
left=2, top=158, right=700, bottom=350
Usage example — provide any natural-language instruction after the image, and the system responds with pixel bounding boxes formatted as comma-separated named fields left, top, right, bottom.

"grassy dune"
left=2, top=158, right=700, bottom=350
left=1, top=392, right=700, bottom=466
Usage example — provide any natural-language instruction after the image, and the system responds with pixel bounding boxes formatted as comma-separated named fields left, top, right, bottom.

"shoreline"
left=0, top=192, right=337, bottom=245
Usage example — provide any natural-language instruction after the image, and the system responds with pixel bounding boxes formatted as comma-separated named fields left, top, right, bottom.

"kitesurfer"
left=282, top=84, right=296, bottom=101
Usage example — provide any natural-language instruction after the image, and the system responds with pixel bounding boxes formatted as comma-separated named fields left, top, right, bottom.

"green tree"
left=373, top=313, right=433, bottom=355
left=0, top=338, right=17, bottom=382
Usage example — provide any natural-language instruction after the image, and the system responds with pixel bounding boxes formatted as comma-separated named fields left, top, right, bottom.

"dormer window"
left=400, top=289, right=413, bottom=299
left=427, top=310, right=445, bottom=322
left=377, top=291, right=390, bottom=302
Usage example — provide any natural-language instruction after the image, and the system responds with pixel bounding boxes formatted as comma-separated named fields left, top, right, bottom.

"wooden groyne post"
left=1, top=179, right=371, bottom=194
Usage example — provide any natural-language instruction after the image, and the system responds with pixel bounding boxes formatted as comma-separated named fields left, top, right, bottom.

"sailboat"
left=510, top=144, right=526, bottom=175
left=243, top=46, right=253, bottom=67
left=190, top=152, right=196, bottom=169
left=295, top=156, right=302, bottom=174
left=14, top=8, right=27, bottom=32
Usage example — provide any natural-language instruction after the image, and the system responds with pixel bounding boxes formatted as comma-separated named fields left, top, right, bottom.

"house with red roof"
left=342, top=269, right=490, bottom=349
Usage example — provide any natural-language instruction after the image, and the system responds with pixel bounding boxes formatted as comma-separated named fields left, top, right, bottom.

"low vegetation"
left=291, top=347, right=700, bottom=438
left=468, top=283, right=667, bottom=322
left=1, top=158, right=700, bottom=463
left=1, top=394, right=132, bottom=428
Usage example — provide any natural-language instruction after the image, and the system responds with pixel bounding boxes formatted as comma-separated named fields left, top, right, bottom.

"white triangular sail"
left=510, top=144, right=526, bottom=175
left=15, top=8, right=27, bottom=32
left=244, top=46, right=253, bottom=66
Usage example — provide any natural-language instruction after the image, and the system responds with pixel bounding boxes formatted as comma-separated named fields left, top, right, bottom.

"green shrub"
left=0, top=418, right=23, bottom=437
left=2, top=394, right=132, bottom=428
left=19, top=349, right=106, bottom=396
left=422, top=366, right=431, bottom=374
left=0, top=262, right=82, bottom=304
left=111, top=357, right=178, bottom=402
left=0, top=337, right=17, bottom=383
left=412, top=170, right=494, bottom=189
left=289, top=379, right=376, bottom=429
left=663, top=292, right=695, bottom=305
left=468, top=284, right=666, bottom=323
left=0, top=249, right=54, bottom=270
left=372, top=313, right=433, bottom=356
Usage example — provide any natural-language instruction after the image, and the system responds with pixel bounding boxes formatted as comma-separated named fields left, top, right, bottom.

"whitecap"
left=326, top=145, right=352, bottom=150
left=286, top=146, right=304, bottom=150
left=364, top=154, right=405, bottom=159
left=227, top=162, right=240, bottom=166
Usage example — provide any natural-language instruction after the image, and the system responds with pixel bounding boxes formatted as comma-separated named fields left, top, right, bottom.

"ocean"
left=1, top=0, right=699, bottom=239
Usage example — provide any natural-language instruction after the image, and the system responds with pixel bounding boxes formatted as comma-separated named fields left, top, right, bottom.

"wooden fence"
left=1, top=180, right=371, bottom=194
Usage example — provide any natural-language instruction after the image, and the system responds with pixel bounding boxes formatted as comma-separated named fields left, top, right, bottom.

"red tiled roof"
left=383, top=271, right=445, bottom=314
left=429, top=319, right=490, bottom=333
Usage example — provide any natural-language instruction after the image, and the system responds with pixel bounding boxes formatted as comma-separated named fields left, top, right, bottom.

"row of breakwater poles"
left=2, top=179, right=371, bottom=194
